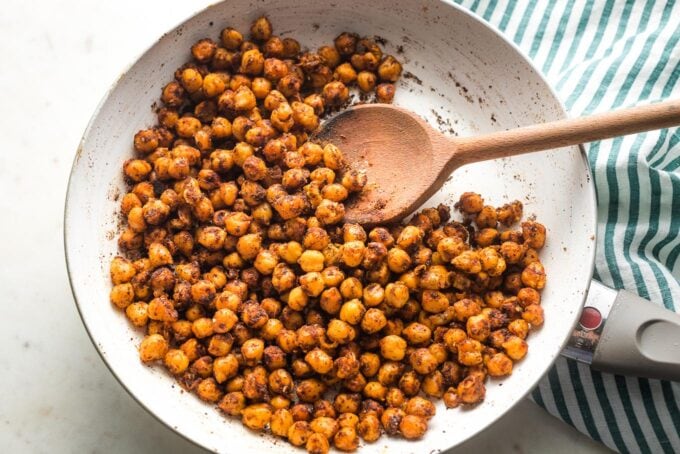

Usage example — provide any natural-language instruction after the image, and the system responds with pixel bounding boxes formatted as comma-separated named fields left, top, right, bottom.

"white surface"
left=0, top=1, right=610, bottom=453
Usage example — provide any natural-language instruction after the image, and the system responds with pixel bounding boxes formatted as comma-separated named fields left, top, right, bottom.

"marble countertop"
left=0, top=1, right=610, bottom=452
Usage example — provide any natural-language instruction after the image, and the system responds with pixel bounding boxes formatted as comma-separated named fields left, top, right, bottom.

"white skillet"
left=66, top=0, right=627, bottom=452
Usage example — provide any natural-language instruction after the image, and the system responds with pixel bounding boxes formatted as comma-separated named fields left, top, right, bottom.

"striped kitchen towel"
left=453, top=0, right=680, bottom=452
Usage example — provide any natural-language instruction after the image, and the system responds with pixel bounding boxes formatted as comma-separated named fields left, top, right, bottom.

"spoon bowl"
left=315, top=105, right=438, bottom=224
left=319, top=100, right=680, bottom=225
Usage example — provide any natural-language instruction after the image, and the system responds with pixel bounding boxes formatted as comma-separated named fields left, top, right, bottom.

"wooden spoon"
left=314, top=101, right=680, bottom=225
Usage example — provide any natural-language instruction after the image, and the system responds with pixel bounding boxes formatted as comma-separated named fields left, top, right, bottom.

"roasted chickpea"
left=333, top=426, right=359, bottom=452
left=457, top=374, right=485, bottom=405
left=250, top=16, right=273, bottom=41
left=386, top=248, right=411, bottom=273
left=139, top=334, right=168, bottom=362
left=399, top=414, right=427, bottom=440
left=379, top=335, right=407, bottom=361
left=269, top=408, right=294, bottom=437
left=322, top=81, right=349, bottom=107
left=521, top=261, right=546, bottom=289
left=502, top=334, right=528, bottom=361
left=377, top=55, right=402, bottom=82
left=384, top=282, right=409, bottom=309
left=327, top=319, right=356, bottom=344
left=242, top=403, right=272, bottom=430
left=375, top=83, right=395, bottom=103
left=219, top=27, right=243, bottom=50
left=305, top=348, right=334, bottom=374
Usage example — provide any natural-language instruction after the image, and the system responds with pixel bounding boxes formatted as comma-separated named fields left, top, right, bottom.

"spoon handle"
left=452, top=99, right=680, bottom=164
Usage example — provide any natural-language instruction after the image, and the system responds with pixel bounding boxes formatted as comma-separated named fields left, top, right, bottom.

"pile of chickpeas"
left=108, top=16, right=548, bottom=454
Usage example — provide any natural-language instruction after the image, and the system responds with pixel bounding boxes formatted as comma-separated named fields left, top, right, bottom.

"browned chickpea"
left=353, top=354, right=377, bottom=380
left=312, top=401, right=336, bottom=419
left=264, top=57, right=289, bottom=81
left=356, top=71, right=377, bottom=92
left=456, top=338, right=483, bottom=366
left=242, top=403, right=272, bottom=431
left=240, top=338, right=264, bottom=365
left=125, top=302, right=149, bottom=326
left=110, top=256, right=136, bottom=285
left=507, top=319, right=528, bottom=340
left=516, top=287, right=541, bottom=307
left=438, top=388, right=459, bottom=411
left=333, top=426, right=359, bottom=452
left=502, top=335, right=528, bottom=360
left=361, top=381, right=386, bottom=403
left=356, top=413, right=380, bottom=443
left=296, top=378, right=327, bottom=403
left=359, top=308, right=386, bottom=334
left=147, top=296, right=178, bottom=322
left=518, top=259, right=545, bottom=288
left=161, top=349, right=188, bottom=375
left=377, top=55, right=402, bottom=82
left=245, top=77, right=270, bottom=100
left=522, top=303, right=544, bottom=326
left=476, top=228, right=500, bottom=247
left=250, top=16, right=273, bottom=41
left=123, top=159, right=152, bottom=182
left=310, top=416, right=339, bottom=440
left=403, top=396, right=436, bottom=420
left=139, top=334, right=168, bottom=362
left=196, top=378, right=223, bottom=403
left=383, top=388, right=405, bottom=409
left=218, top=391, right=246, bottom=416
left=189, top=38, right=216, bottom=63
left=291, top=101, right=319, bottom=131
left=500, top=271, right=521, bottom=294
left=334, top=32, right=358, bottom=56
left=457, top=374, right=486, bottom=405
left=120, top=193, right=142, bottom=217
left=220, top=27, right=243, bottom=50
left=375, top=83, right=395, bottom=103
left=485, top=352, right=513, bottom=377
left=291, top=403, right=314, bottom=422
left=399, top=414, right=427, bottom=440
left=306, top=433, right=330, bottom=454
left=379, top=335, right=407, bottom=361
left=497, top=200, right=524, bottom=226
left=421, top=370, right=445, bottom=398
left=456, top=192, right=484, bottom=214
left=277, top=74, right=302, bottom=97
left=133, top=128, right=159, bottom=154
left=406, top=348, right=435, bottom=375
left=268, top=407, right=294, bottom=437
left=401, top=322, right=432, bottom=345
left=240, top=49, right=264, bottom=76
left=466, top=314, right=491, bottom=342
left=213, top=354, right=239, bottom=383
left=235, top=233, right=262, bottom=260
left=322, top=81, right=349, bottom=107
left=161, top=81, right=185, bottom=107
left=386, top=247, right=411, bottom=273
left=420, top=290, right=448, bottom=314
left=109, top=282, right=135, bottom=309
left=384, top=282, right=409, bottom=309
left=316, top=199, right=345, bottom=225
left=330, top=354, right=357, bottom=380
left=272, top=38, right=298, bottom=59
left=327, top=319, right=356, bottom=345
left=176, top=116, right=202, bottom=138
left=333, top=62, right=357, bottom=85
left=305, top=348, right=334, bottom=374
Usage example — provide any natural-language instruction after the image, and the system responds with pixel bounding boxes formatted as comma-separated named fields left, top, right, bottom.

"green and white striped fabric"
left=453, top=0, right=680, bottom=452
